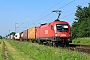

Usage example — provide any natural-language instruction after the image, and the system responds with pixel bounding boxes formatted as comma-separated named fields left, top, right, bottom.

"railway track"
left=33, top=41, right=90, bottom=54
left=42, top=42, right=90, bottom=54
left=68, top=44, right=90, bottom=54
left=3, top=41, right=9, bottom=60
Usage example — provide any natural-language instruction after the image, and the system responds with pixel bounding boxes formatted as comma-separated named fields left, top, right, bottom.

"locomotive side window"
left=56, top=24, right=68, bottom=32
left=51, top=25, right=54, bottom=30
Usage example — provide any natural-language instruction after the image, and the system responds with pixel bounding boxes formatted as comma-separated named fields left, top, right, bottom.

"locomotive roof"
left=40, top=19, right=69, bottom=26
left=54, top=19, right=67, bottom=22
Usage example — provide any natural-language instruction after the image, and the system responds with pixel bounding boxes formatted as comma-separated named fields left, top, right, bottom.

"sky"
left=0, top=0, right=90, bottom=37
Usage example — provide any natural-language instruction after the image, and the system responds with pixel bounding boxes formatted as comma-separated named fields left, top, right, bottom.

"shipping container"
left=20, top=32, right=23, bottom=41
left=14, top=33, right=20, bottom=40
left=28, top=27, right=37, bottom=41
left=10, top=35, right=14, bottom=40
left=23, top=30, right=28, bottom=40
left=7, top=35, right=10, bottom=40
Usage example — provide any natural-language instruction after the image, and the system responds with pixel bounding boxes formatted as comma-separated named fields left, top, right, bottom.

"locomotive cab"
left=55, top=24, right=71, bottom=40
left=51, top=20, right=72, bottom=46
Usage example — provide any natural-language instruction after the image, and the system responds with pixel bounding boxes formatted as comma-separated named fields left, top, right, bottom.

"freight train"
left=14, top=19, right=72, bottom=46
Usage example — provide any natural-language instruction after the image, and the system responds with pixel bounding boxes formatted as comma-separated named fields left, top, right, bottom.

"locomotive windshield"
left=56, top=24, right=68, bottom=32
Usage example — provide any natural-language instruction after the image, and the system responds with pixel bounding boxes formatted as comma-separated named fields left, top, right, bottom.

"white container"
left=14, top=33, right=20, bottom=40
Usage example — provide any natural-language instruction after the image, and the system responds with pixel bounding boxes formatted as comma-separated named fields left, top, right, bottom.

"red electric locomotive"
left=36, top=19, right=72, bottom=46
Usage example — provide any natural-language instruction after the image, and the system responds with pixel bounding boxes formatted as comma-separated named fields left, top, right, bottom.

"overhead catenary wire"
left=18, top=0, right=76, bottom=32
left=27, top=0, right=63, bottom=26
left=17, top=0, right=90, bottom=33
left=33, top=0, right=64, bottom=25
left=8, top=0, right=90, bottom=34
left=38, top=0, right=64, bottom=17
left=58, top=0, right=76, bottom=9
left=60, top=0, right=90, bottom=19
left=61, top=13, right=74, bottom=19
left=19, top=0, right=90, bottom=33
left=33, top=0, right=76, bottom=24
left=35, top=12, right=52, bottom=23
left=31, top=0, right=89, bottom=27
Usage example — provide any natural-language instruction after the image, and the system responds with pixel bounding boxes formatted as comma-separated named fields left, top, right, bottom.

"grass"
left=4, top=40, right=32, bottom=60
left=0, top=39, right=5, bottom=60
left=72, top=37, right=90, bottom=45
left=7, top=40, right=90, bottom=60
left=0, top=39, right=14, bottom=60
left=0, top=39, right=32, bottom=60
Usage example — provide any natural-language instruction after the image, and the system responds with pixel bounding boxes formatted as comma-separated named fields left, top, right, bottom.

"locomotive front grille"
left=53, top=37, right=71, bottom=42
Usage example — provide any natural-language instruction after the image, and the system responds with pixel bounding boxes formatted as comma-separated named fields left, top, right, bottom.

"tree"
left=6, top=32, right=16, bottom=37
left=72, top=3, right=90, bottom=38
left=0, top=35, right=2, bottom=39
left=10, top=32, right=16, bottom=36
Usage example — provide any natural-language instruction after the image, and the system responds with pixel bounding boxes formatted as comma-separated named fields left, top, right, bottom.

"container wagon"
left=22, top=30, right=28, bottom=41
left=28, top=27, right=37, bottom=42
left=14, top=33, right=20, bottom=40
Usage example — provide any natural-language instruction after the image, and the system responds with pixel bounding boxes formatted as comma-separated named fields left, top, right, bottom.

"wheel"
left=58, top=42, right=64, bottom=47
left=52, top=42, right=58, bottom=47
left=65, top=42, right=69, bottom=47
left=38, top=40, right=41, bottom=44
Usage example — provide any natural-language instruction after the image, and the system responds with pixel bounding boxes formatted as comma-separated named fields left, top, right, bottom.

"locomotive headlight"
left=55, top=33, right=58, bottom=36
left=69, top=34, right=71, bottom=37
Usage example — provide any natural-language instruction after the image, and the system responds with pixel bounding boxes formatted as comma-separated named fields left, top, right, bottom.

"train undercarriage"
left=36, top=37, right=72, bottom=47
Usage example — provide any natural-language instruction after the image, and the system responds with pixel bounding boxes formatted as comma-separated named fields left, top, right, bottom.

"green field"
left=0, top=39, right=4, bottom=60
left=0, top=39, right=90, bottom=60
left=72, top=38, right=90, bottom=45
